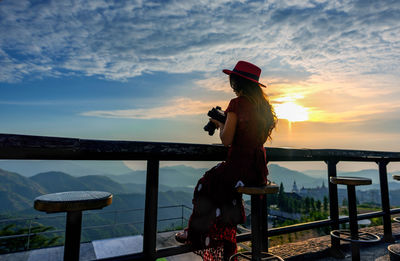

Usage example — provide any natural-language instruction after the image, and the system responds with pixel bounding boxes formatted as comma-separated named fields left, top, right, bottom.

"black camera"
left=203, top=106, right=227, bottom=136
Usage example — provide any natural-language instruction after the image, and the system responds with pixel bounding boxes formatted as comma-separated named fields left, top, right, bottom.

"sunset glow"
left=0, top=0, right=399, bottom=154
left=274, top=102, right=309, bottom=122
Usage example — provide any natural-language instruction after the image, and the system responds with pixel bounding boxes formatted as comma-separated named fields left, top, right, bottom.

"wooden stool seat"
left=393, top=175, right=400, bottom=181
left=388, top=244, right=400, bottom=260
left=34, top=191, right=112, bottom=261
left=34, top=191, right=113, bottom=213
left=330, top=176, right=372, bottom=186
left=330, top=229, right=380, bottom=243
left=237, top=183, right=279, bottom=195
left=230, top=182, right=282, bottom=261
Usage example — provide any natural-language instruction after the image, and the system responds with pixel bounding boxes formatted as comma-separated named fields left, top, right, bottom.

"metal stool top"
left=330, top=176, right=372, bottom=186
left=388, top=244, right=400, bottom=258
left=237, top=182, right=279, bottom=195
left=330, top=229, right=380, bottom=243
left=393, top=175, right=400, bottom=181
left=34, top=191, right=113, bottom=213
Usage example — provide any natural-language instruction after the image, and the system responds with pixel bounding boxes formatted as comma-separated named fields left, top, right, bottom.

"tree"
left=0, top=223, right=60, bottom=254
left=316, top=200, right=322, bottom=211
left=323, top=196, right=328, bottom=212
left=277, top=183, right=286, bottom=210
left=304, top=197, right=311, bottom=213
left=310, top=198, right=315, bottom=211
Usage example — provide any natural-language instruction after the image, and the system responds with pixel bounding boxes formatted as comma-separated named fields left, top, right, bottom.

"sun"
left=274, top=101, right=309, bottom=122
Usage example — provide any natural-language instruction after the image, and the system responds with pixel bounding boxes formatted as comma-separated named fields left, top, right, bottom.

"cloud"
left=81, top=97, right=227, bottom=119
left=2, top=0, right=400, bottom=129
left=0, top=0, right=398, bottom=84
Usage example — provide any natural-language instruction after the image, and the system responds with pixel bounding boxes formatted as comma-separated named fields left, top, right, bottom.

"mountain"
left=338, top=169, right=380, bottom=184
left=106, top=165, right=207, bottom=188
left=0, top=168, right=46, bottom=212
left=30, top=172, right=133, bottom=194
left=267, top=164, right=325, bottom=191
left=0, top=160, right=133, bottom=177
left=302, top=169, right=327, bottom=179
left=0, top=168, right=195, bottom=214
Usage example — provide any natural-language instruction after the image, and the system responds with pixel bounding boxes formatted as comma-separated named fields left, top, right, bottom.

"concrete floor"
left=0, top=232, right=200, bottom=261
left=0, top=229, right=397, bottom=261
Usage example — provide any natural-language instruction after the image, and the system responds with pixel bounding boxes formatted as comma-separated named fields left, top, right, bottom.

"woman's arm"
left=210, top=112, right=237, bottom=147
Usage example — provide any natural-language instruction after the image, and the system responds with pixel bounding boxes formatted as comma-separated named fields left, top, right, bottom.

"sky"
left=1, top=0, right=400, bottom=171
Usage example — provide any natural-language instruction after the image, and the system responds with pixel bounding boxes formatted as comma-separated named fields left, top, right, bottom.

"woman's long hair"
left=230, top=74, right=277, bottom=141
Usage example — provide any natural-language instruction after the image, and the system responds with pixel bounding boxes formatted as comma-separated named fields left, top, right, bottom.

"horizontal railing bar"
left=158, top=205, right=185, bottom=209
left=356, top=211, right=385, bottom=220
left=2, top=133, right=400, bottom=161
left=97, top=252, right=145, bottom=261
left=0, top=214, right=65, bottom=223
left=390, top=208, right=400, bottom=215
left=268, top=219, right=332, bottom=236
left=0, top=229, right=65, bottom=240
left=156, top=244, right=193, bottom=259
left=157, top=218, right=182, bottom=223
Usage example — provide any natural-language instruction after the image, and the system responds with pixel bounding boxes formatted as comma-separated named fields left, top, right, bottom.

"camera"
left=203, top=106, right=227, bottom=136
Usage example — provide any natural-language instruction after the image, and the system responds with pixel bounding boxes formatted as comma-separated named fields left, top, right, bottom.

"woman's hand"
left=210, top=118, right=224, bottom=129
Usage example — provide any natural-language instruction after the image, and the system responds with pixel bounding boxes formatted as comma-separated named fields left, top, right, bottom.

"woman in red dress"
left=176, top=61, right=277, bottom=261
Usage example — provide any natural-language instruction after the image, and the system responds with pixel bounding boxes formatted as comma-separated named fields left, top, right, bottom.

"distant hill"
left=0, top=167, right=195, bottom=214
left=0, top=168, right=46, bottom=212
left=303, top=168, right=400, bottom=191
left=106, top=165, right=207, bottom=188
left=30, top=172, right=127, bottom=194
left=268, top=164, right=325, bottom=191
left=0, top=160, right=134, bottom=177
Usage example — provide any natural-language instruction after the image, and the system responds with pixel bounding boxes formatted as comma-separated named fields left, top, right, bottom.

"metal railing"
left=1, top=133, right=400, bottom=260
left=0, top=205, right=192, bottom=251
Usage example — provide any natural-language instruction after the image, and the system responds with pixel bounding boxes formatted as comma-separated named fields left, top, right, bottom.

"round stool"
left=34, top=191, right=113, bottom=261
left=330, top=177, right=380, bottom=261
left=230, top=183, right=283, bottom=261
left=388, top=243, right=400, bottom=261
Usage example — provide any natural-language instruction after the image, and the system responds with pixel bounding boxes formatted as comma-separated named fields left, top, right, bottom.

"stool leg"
left=251, top=194, right=268, bottom=260
left=347, top=185, right=360, bottom=261
left=64, top=211, right=82, bottom=261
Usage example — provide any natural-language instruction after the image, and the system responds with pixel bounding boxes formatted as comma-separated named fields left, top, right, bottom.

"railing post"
left=113, top=210, right=117, bottom=238
left=26, top=218, right=33, bottom=250
left=326, top=160, right=342, bottom=257
left=378, top=160, right=394, bottom=242
left=181, top=205, right=184, bottom=229
left=143, top=159, right=160, bottom=261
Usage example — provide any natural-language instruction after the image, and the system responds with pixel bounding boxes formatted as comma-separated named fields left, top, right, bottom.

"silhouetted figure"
left=176, top=61, right=277, bottom=261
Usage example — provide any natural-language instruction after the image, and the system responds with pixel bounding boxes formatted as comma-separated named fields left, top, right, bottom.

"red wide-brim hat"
left=223, top=60, right=266, bottom=87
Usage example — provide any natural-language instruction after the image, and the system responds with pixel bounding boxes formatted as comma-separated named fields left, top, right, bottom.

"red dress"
left=187, top=96, right=269, bottom=261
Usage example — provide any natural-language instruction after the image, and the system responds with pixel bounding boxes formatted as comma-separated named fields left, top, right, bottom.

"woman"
left=176, top=61, right=277, bottom=261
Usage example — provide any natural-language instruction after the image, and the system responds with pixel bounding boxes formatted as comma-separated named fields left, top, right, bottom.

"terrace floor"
left=1, top=223, right=399, bottom=261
